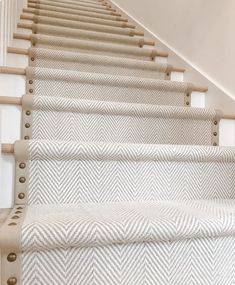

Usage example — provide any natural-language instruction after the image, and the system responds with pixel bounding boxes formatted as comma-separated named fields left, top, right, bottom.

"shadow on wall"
left=112, top=0, right=235, bottom=110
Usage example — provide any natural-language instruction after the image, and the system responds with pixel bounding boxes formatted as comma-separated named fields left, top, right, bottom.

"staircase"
left=1, top=0, right=235, bottom=284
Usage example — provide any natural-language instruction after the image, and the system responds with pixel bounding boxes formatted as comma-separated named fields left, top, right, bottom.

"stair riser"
left=22, top=110, right=217, bottom=145
left=32, top=24, right=144, bottom=47
left=21, top=236, right=235, bottom=285
left=30, top=34, right=157, bottom=61
left=28, top=48, right=168, bottom=80
left=25, top=159, right=235, bottom=204
left=26, top=68, right=191, bottom=107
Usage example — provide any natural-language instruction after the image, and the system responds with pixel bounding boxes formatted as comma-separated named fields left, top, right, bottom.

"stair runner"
left=1, top=0, right=235, bottom=284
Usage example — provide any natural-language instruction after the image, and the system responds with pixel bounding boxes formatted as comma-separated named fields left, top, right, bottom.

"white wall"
left=112, top=0, right=235, bottom=111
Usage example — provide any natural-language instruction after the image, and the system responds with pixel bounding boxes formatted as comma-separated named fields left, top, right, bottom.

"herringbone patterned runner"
left=1, top=0, right=235, bottom=284
left=29, top=9, right=135, bottom=27
left=28, top=48, right=170, bottom=79
left=26, top=67, right=193, bottom=106
left=21, top=95, right=219, bottom=144
left=30, top=34, right=160, bottom=59
left=13, top=140, right=235, bottom=204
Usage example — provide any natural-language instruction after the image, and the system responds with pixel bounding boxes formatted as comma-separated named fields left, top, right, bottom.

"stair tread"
left=1, top=200, right=234, bottom=252
left=31, top=3, right=124, bottom=21
left=26, top=66, right=191, bottom=89
left=31, top=2, right=117, bottom=16
left=31, top=15, right=136, bottom=36
left=30, top=34, right=159, bottom=60
left=33, top=23, right=147, bottom=46
left=33, top=0, right=111, bottom=11
left=17, top=139, right=235, bottom=161
left=29, top=46, right=170, bottom=79
left=30, top=9, right=134, bottom=28
left=24, top=95, right=216, bottom=116
left=29, top=47, right=169, bottom=73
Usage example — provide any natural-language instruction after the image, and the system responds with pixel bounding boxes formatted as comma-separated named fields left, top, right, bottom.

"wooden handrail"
left=1, top=144, right=14, bottom=154
left=0, top=96, right=22, bottom=105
